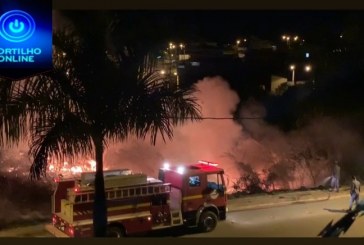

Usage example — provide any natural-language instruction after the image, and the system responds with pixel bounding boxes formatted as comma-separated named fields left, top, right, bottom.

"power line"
left=200, top=117, right=263, bottom=120
left=174, top=117, right=264, bottom=120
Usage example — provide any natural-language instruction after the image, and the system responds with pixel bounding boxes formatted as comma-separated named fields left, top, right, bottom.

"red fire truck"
left=45, top=160, right=228, bottom=237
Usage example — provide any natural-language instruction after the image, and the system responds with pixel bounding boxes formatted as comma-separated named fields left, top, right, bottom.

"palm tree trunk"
left=92, top=134, right=107, bottom=237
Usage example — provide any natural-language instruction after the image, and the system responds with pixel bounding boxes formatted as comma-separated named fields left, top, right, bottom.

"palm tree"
left=0, top=12, right=200, bottom=237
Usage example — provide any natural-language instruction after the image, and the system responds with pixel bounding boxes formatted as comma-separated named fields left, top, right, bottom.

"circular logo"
left=209, top=189, right=219, bottom=200
left=0, top=10, right=36, bottom=43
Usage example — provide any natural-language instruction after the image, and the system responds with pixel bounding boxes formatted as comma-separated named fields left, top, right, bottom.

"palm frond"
left=126, top=71, right=201, bottom=145
left=29, top=113, right=93, bottom=179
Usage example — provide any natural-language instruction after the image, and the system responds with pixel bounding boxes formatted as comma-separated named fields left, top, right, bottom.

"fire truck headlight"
left=177, top=166, right=185, bottom=174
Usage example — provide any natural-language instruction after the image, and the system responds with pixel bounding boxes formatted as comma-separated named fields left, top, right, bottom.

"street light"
left=305, top=65, right=311, bottom=72
left=290, top=65, right=296, bottom=85
left=179, top=43, right=186, bottom=55
left=283, top=35, right=291, bottom=46
left=304, top=65, right=313, bottom=84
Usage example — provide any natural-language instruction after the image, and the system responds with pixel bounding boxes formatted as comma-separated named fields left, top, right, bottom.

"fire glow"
left=48, top=159, right=97, bottom=176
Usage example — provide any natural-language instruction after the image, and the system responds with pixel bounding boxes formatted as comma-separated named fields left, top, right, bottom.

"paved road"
left=0, top=195, right=362, bottom=237
left=186, top=195, right=364, bottom=237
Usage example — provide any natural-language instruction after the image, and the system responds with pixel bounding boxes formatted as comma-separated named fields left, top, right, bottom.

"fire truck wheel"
left=107, top=226, right=125, bottom=237
left=198, top=211, right=218, bottom=232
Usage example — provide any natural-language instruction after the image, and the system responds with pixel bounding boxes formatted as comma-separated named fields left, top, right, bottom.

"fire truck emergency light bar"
left=198, top=160, right=219, bottom=166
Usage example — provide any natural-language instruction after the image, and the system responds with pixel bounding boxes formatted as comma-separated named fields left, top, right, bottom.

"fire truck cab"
left=46, top=160, right=227, bottom=237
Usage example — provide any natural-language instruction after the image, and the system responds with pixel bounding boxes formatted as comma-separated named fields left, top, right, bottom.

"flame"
left=88, top=160, right=96, bottom=171
left=49, top=164, right=55, bottom=171
left=47, top=158, right=98, bottom=177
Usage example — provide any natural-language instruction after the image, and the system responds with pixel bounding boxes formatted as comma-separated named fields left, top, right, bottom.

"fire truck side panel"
left=181, top=173, right=205, bottom=213
left=53, top=180, right=75, bottom=213
left=72, top=196, right=154, bottom=221
left=120, top=216, right=152, bottom=235
left=150, top=204, right=171, bottom=226
left=180, top=173, right=204, bottom=226
left=161, top=170, right=183, bottom=189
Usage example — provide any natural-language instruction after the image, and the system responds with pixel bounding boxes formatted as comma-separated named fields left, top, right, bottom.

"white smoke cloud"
left=105, top=76, right=265, bottom=183
left=2, top=76, right=364, bottom=191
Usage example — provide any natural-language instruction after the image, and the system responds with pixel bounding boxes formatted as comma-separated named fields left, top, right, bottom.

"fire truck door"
left=182, top=175, right=204, bottom=212
left=205, top=173, right=225, bottom=202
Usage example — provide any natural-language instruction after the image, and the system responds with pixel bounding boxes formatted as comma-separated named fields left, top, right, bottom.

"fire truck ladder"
left=105, top=183, right=172, bottom=200
left=72, top=183, right=172, bottom=204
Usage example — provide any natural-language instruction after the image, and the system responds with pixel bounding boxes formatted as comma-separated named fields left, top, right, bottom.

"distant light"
left=173, top=72, right=178, bottom=76
left=305, top=65, right=312, bottom=72
left=294, top=36, right=299, bottom=41
left=177, top=166, right=185, bottom=174
left=305, top=52, right=310, bottom=58
left=340, top=34, right=343, bottom=39
left=160, top=70, right=166, bottom=75
left=52, top=216, right=57, bottom=225
left=163, top=162, right=170, bottom=170
left=282, top=35, right=286, bottom=40
left=290, top=65, right=295, bottom=70
left=243, top=39, right=247, bottom=42
left=157, top=56, right=161, bottom=59
left=236, top=39, right=241, bottom=45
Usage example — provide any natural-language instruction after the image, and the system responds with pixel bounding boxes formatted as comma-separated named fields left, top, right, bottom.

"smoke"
left=105, top=76, right=364, bottom=189
left=104, top=77, right=244, bottom=182
left=238, top=98, right=364, bottom=188
left=2, top=76, right=364, bottom=193
left=1, top=76, right=364, bottom=228
left=103, top=76, right=286, bottom=185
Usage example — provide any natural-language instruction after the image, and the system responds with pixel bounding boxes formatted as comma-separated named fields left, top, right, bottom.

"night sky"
left=109, top=10, right=362, bottom=44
